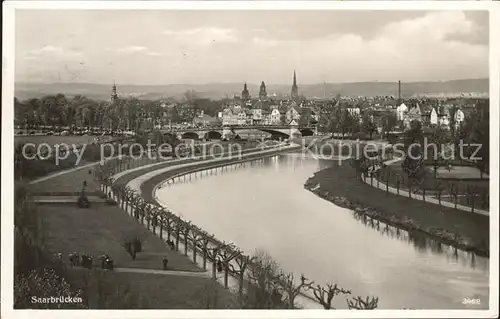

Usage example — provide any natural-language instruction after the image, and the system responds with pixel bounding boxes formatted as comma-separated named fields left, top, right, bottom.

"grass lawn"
left=29, top=167, right=101, bottom=194
left=379, top=163, right=489, bottom=210
left=37, top=204, right=201, bottom=272
left=66, top=268, right=236, bottom=309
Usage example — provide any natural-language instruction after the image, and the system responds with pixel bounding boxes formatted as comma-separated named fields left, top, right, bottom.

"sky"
left=15, top=10, right=489, bottom=85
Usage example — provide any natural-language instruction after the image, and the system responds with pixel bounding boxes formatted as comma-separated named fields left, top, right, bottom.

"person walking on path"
left=163, top=256, right=169, bottom=270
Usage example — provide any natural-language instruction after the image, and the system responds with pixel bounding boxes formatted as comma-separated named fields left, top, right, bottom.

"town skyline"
left=15, top=10, right=488, bottom=85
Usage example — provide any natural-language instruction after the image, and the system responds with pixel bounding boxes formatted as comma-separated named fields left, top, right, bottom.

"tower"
left=291, top=70, right=299, bottom=101
left=397, top=80, right=402, bottom=105
left=241, top=82, right=251, bottom=102
left=259, top=81, right=267, bottom=101
left=110, top=81, right=118, bottom=103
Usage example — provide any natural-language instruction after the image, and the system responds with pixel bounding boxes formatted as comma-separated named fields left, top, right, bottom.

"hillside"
left=14, top=79, right=488, bottom=101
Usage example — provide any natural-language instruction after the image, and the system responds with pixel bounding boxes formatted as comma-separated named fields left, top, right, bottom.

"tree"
left=427, top=125, right=452, bottom=178
left=218, top=243, right=241, bottom=288
left=243, top=249, right=285, bottom=309
left=347, top=295, right=379, bottom=309
left=187, top=227, right=205, bottom=264
left=279, top=273, right=312, bottom=309
left=469, top=101, right=489, bottom=179
left=309, top=283, right=351, bottom=310
left=229, top=254, right=255, bottom=298
left=361, top=112, right=378, bottom=140
left=381, top=113, right=398, bottom=139
left=402, top=120, right=425, bottom=181
left=122, top=232, right=146, bottom=260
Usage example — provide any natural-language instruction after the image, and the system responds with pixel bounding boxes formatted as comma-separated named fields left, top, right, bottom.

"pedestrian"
left=217, top=259, right=223, bottom=273
left=163, top=257, right=168, bottom=270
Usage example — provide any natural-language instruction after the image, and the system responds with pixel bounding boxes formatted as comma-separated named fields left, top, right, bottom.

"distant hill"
left=14, top=79, right=488, bottom=101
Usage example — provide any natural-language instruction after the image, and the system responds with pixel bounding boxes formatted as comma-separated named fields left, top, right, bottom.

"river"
left=155, top=153, right=489, bottom=309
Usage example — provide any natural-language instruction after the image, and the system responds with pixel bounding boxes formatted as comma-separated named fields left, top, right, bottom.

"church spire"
left=241, top=81, right=250, bottom=101
left=110, top=80, right=118, bottom=103
left=259, top=81, right=267, bottom=101
left=291, top=70, right=299, bottom=101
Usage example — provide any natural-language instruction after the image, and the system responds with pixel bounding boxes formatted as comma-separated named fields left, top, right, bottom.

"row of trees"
left=324, top=108, right=395, bottom=140
left=94, top=159, right=379, bottom=309
left=14, top=93, right=227, bottom=131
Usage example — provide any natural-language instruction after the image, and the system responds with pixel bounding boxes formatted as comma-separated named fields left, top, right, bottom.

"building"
left=291, top=70, right=299, bottom=101
left=396, top=102, right=408, bottom=121
left=438, top=105, right=451, bottom=128
left=193, top=113, right=220, bottom=127
left=403, top=104, right=422, bottom=128
left=241, top=83, right=251, bottom=102
left=236, top=109, right=247, bottom=125
left=454, top=108, right=465, bottom=127
left=110, top=81, right=118, bottom=104
left=429, top=108, right=438, bottom=125
left=285, top=106, right=300, bottom=123
left=222, top=108, right=238, bottom=126
left=259, top=81, right=267, bottom=101
left=270, top=108, right=282, bottom=125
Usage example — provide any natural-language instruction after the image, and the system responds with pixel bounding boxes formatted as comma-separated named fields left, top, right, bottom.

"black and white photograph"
left=2, top=1, right=499, bottom=318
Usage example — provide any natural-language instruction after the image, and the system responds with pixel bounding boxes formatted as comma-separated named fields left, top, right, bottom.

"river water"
left=155, top=154, right=489, bottom=309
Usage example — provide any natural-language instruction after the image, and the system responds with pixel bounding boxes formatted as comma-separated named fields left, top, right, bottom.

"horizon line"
left=14, top=77, right=489, bottom=87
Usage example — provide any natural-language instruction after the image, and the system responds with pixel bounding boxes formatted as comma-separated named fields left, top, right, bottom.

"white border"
left=2, top=1, right=499, bottom=319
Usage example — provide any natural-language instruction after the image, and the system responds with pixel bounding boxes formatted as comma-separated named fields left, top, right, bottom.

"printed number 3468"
left=462, top=298, right=480, bottom=305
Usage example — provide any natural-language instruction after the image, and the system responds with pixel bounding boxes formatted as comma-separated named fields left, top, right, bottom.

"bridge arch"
left=204, top=130, right=222, bottom=140
left=259, top=129, right=290, bottom=140
left=162, top=132, right=178, bottom=141
left=181, top=132, right=200, bottom=140
left=300, top=128, right=314, bottom=136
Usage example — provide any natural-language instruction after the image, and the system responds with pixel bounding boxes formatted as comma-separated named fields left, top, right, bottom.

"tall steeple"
left=241, top=82, right=250, bottom=101
left=291, top=70, right=299, bottom=101
left=110, top=81, right=118, bottom=103
left=259, top=81, right=267, bottom=101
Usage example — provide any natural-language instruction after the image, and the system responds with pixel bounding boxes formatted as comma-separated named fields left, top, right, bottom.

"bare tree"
left=187, top=227, right=204, bottom=264
left=279, top=273, right=312, bottom=309
left=181, top=221, right=193, bottom=256
left=244, top=249, right=285, bottom=309
left=218, top=243, right=240, bottom=288
left=229, top=254, right=255, bottom=297
left=122, top=232, right=146, bottom=260
left=347, top=295, right=379, bottom=309
left=309, top=283, right=351, bottom=309
left=205, top=241, right=225, bottom=280
left=200, top=233, right=215, bottom=270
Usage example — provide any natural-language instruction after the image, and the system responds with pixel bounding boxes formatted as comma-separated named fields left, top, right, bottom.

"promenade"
left=27, top=141, right=308, bottom=308
left=27, top=154, right=237, bottom=308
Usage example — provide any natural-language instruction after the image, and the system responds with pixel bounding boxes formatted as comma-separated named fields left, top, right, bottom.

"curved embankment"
left=117, top=143, right=324, bottom=308
left=303, top=163, right=489, bottom=258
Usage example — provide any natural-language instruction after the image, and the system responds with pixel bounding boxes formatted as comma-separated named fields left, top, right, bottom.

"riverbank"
left=304, top=162, right=489, bottom=258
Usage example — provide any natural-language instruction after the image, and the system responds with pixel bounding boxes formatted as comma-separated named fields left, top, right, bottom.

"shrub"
left=77, top=195, right=90, bottom=208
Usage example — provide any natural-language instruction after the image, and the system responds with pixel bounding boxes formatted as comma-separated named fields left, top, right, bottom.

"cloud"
left=116, top=46, right=163, bottom=56
left=163, top=27, right=238, bottom=45
left=23, top=45, right=83, bottom=59
left=117, top=46, right=148, bottom=53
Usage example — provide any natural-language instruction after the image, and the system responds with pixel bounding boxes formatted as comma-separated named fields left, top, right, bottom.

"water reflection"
left=158, top=154, right=489, bottom=309
left=168, top=156, right=485, bottom=270
left=351, top=212, right=485, bottom=271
